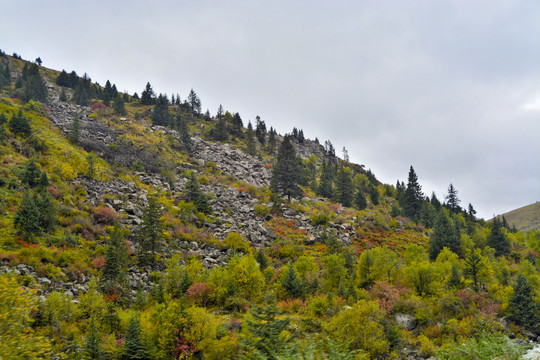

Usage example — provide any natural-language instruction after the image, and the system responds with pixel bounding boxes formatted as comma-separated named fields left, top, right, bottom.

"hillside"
left=0, top=52, right=539, bottom=360
left=497, top=202, right=540, bottom=232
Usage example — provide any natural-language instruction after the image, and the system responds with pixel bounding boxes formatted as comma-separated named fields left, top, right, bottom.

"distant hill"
left=497, top=202, right=540, bottom=232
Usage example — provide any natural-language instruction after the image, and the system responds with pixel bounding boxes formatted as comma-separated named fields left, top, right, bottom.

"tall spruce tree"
left=14, top=192, right=42, bottom=242
left=282, top=264, right=304, bottom=299
left=317, top=159, right=334, bottom=199
left=187, top=88, right=201, bottom=114
left=242, top=292, right=295, bottom=359
left=84, top=316, right=104, bottom=360
left=184, top=172, right=211, bottom=214
left=487, top=217, right=510, bottom=256
left=354, top=185, right=367, bottom=210
left=335, top=166, right=354, bottom=207
left=8, top=108, right=31, bottom=136
left=429, top=210, right=461, bottom=260
left=246, top=121, right=257, bottom=155
left=137, top=195, right=162, bottom=266
left=68, top=112, right=81, bottom=144
left=140, top=82, right=156, bottom=105
left=255, top=116, right=267, bottom=144
left=101, top=226, right=128, bottom=298
left=403, top=166, right=423, bottom=221
left=176, top=114, right=193, bottom=154
left=507, top=274, right=540, bottom=333
left=445, top=183, right=461, bottom=213
left=271, top=135, right=302, bottom=202
left=151, top=93, right=170, bottom=126
left=123, top=316, right=149, bottom=360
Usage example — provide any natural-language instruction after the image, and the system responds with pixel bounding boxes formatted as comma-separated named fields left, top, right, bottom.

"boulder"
left=395, top=313, right=417, bottom=331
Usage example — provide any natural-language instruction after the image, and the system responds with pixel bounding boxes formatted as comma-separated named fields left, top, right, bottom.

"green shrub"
left=224, top=232, right=250, bottom=253
left=311, top=212, right=329, bottom=226
left=436, top=332, right=525, bottom=360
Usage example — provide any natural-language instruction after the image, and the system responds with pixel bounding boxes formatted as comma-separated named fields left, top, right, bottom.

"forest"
left=0, top=51, right=539, bottom=360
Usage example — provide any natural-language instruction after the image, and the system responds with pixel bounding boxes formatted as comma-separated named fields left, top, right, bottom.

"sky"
left=1, top=0, right=539, bottom=219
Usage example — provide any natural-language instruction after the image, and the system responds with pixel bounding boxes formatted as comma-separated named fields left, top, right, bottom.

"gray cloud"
left=1, top=0, right=538, bottom=219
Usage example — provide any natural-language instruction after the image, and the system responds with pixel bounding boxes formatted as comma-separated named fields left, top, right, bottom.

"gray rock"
left=395, top=313, right=417, bottom=331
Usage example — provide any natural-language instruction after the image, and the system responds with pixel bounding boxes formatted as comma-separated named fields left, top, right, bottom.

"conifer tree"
left=73, top=74, right=91, bottom=106
left=231, top=112, right=243, bottom=136
left=403, top=166, right=423, bottom=221
left=317, top=159, right=334, bottom=199
left=113, top=95, right=126, bottom=115
left=21, top=63, right=47, bottom=103
left=354, top=185, right=367, bottom=210
left=101, top=226, right=127, bottom=298
left=267, top=127, right=277, bottom=154
left=84, top=316, right=104, bottom=360
left=246, top=121, right=257, bottom=155
left=447, top=264, right=463, bottom=289
left=123, top=316, right=149, bottom=360
left=14, top=192, right=42, bottom=242
left=429, top=210, right=461, bottom=260
left=151, top=93, right=170, bottom=126
left=68, top=113, right=81, bottom=144
left=20, top=159, right=42, bottom=187
left=282, top=264, right=304, bottom=299
left=187, top=88, right=201, bottom=114
left=255, top=116, right=267, bottom=144
left=213, top=116, right=228, bottom=141
left=369, top=185, right=380, bottom=206
left=184, top=172, right=211, bottom=214
left=176, top=114, right=193, bottom=154
left=8, top=108, right=31, bottom=136
left=335, top=166, right=354, bottom=207
left=137, top=195, right=162, bottom=266
left=445, top=183, right=461, bottom=213
left=507, top=274, right=540, bottom=333
left=59, top=88, right=67, bottom=102
left=140, top=82, right=156, bottom=105
left=487, top=217, right=510, bottom=256
left=242, top=292, right=295, bottom=359
left=271, top=135, right=302, bottom=202
left=464, top=249, right=483, bottom=292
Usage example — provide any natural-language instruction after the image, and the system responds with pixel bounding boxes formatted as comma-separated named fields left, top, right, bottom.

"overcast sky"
left=2, top=0, right=539, bottom=219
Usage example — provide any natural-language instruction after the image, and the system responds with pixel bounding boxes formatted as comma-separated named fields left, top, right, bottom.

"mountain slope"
left=498, top=202, right=540, bottom=232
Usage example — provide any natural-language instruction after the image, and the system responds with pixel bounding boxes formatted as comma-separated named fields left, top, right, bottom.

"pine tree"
left=123, top=316, right=149, bottom=360
left=101, top=226, right=127, bottom=298
left=281, top=264, right=304, bottom=299
left=177, top=114, right=193, bottom=154
left=369, top=185, right=380, bottom=206
left=231, top=112, right=243, bottom=136
left=213, top=116, right=228, bottom=141
left=429, top=210, right=461, bottom=260
left=507, top=274, right=540, bottom=333
left=317, top=159, right=334, bottom=198
left=14, top=192, right=42, bottom=242
left=271, top=135, right=302, bottom=202
left=487, top=217, right=510, bottom=256
left=103, top=80, right=112, bottom=106
left=184, top=172, right=211, bottom=214
left=335, top=166, right=354, bottom=207
left=137, top=195, right=162, bottom=266
left=242, top=292, right=295, bottom=359
left=73, top=74, right=91, bottom=106
left=140, top=82, right=156, bottom=105
left=255, top=116, right=267, bottom=144
left=354, top=185, right=367, bottom=210
left=246, top=121, right=257, bottom=155
left=59, top=88, right=67, bottom=102
left=68, top=113, right=81, bottom=144
left=464, top=249, right=483, bottom=292
left=403, top=166, right=423, bottom=221
left=113, top=95, right=126, bottom=115
left=152, top=93, right=170, bottom=126
left=447, top=264, right=463, bottom=289
left=20, top=159, right=42, bottom=187
left=8, top=108, right=31, bottom=136
left=187, top=88, right=201, bottom=114
left=267, top=127, right=277, bottom=154
left=21, top=63, right=47, bottom=103
left=84, top=317, right=104, bottom=360
left=445, top=183, right=461, bottom=213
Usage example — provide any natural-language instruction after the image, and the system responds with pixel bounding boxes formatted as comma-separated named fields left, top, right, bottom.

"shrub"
left=224, top=232, right=250, bottom=253
left=185, top=282, right=211, bottom=306
left=311, top=212, right=329, bottom=226
left=436, top=332, right=524, bottom=360
left=92, top=206, right=121, bottom=225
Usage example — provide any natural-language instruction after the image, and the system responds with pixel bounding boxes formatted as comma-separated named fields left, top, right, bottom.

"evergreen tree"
left=73, top=73, right=91, bottom=106
left=8, top=108, right=31, bottom=136
left=255, top=116, right=267, bottom=144
left=59, top=88, right=67, bottom=102
left=403, top=166, right=423, bottom=221
left=447, top=264, right=463, bottom=289
left=317, top=159, right=334, bottom=199
left=0, top=124, right=6, bottom=143
left=445, top=183, right=461, bottom=213
left=187, top=88, right=201, bottom=114
left=84, top=316, right=104, bottom=360
left=231, top=112, right=243, bottom=136
left=101, top=226, right=127, bottom=298
left=103, top=80, right=113, bottom=106
left=213, top=116, right=228, bottom=141
left=369, top=185, right=380, bottom=206
left=151, top=93, right=170, bottom=126
left=267, top=127, right=277, bottom=154
left=123, top=316, right=149, bottom=360
left=335, top=166, right=354, bottom=207
left=68, top=71, right=79, bottom=88
left=68, top=113, right=81, bottom=144
left=354, top=185, right=367, bottom=210
left=464, top=249, right=483, bottom=292
left=56, top=70, right=70, bottom=87
left=0, top=63, right=10, bottom=86
left=429, top=210, right=461, bottom=260
left=246, top=121, right=257, bottom=155
left=137, top=195, right=163, bottom=266
left=21, top=63, right=47, bottom=103
left=113, top=95, right=126, bottom=115
left=140, top=82, right=156, bottom=105
left=507, top=274, right=540, bottom=333
left=487, top=217, right=510, bottom=256
left=14, top=192, right=42, bottom=242
left=271, top=135, right=302, bottom=202
left=281, top=264, right=304, bottom=299
left=0, top=112, right=6, bottom=125
left=242, top=292, right=295, bottom=359
left=20, top=159, right=42, bottom=187
left=176, top=114, right=193, bottom=154
left=184, top=172, right=211, bottom=214
left=419, top=202, right=436, bottom=228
